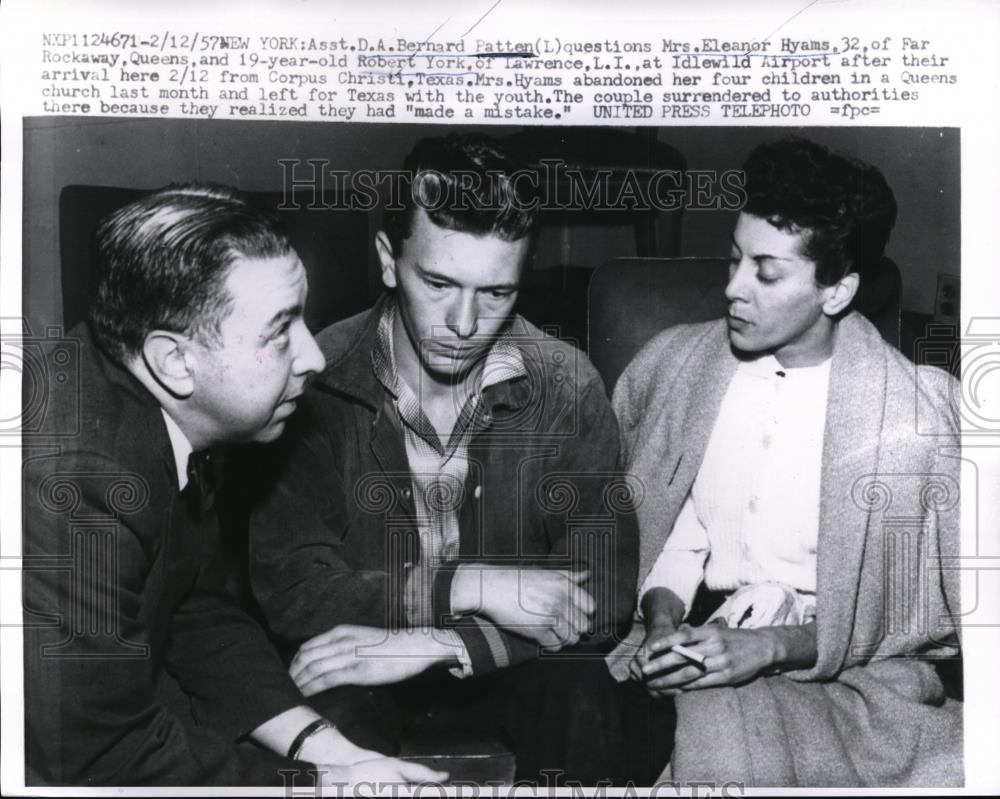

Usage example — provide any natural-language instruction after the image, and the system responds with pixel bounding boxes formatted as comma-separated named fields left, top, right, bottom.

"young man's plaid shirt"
left=372, top=298, right=526, bottom=672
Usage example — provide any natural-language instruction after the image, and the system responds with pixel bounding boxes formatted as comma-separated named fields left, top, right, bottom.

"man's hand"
left=317, top=757, right=448, bottom=786
left=295, top=721, right=384, bottom=766
left=638, top=623, right=780, bottom=695
left=290, top=625, right=460, bottom=696
left=451, top=565, right=595, bottom=649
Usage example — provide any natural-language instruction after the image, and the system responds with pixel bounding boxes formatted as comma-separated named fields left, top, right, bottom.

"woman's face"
left=725, top=213, right=850, bottom=368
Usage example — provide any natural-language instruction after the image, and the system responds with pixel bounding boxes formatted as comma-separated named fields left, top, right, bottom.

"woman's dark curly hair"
left=742, top=137, right=898, bottom=286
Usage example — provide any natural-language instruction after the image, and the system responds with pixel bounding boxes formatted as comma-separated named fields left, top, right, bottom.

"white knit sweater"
left=640, top=353, right=831, bottom=616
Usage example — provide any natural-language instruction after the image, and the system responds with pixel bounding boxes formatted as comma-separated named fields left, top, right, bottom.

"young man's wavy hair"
left=741, top=137, right=898, bottom=287
left=88, top=183, right=292, bottom=363
left=382, top=133, right=539, bottom=254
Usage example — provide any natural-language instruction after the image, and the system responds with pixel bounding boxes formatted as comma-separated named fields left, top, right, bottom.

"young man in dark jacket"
left=249, top=134, right=660, bottom=785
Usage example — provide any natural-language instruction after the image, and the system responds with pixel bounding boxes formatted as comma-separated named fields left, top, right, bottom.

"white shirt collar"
left=160, top=409, right=194, bottom=491
left=739, top=353, right=832, bottom=381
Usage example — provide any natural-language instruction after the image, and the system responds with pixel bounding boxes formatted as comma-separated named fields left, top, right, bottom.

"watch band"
left=287, top=718, right=333, bottom=761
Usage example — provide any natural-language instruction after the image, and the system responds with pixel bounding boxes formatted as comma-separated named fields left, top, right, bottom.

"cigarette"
left=670, top=643, right=707, bottom=667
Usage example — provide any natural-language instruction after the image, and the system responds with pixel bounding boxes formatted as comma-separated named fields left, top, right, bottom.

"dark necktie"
left=183, top=450, right=216, bottom=518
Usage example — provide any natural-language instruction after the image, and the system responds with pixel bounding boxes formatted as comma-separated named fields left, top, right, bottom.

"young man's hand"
left=289, top=625, right=460, bottom=695
left=451, top=565, right=595, bottom=649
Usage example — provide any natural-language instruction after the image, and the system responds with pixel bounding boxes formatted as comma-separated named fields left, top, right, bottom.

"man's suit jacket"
left=22, top=324, right=307, bottom=786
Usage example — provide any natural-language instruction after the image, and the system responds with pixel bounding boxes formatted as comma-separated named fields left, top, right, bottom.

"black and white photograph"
left=15, top=117, right=965, bottom=788
left=2, top=0, right=999, bottom=795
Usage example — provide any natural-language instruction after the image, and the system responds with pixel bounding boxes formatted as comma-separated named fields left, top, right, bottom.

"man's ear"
left=141, top=331, right=195, bottom=399
left=822, top=272, right=860, bottom=317
left=374, top=231, right=398, bottom=290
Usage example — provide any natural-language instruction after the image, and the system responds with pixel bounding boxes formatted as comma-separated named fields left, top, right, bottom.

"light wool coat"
left=607, top=312, right=963, bottom=787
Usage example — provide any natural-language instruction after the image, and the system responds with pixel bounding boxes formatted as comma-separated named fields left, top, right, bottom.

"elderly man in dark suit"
left=21, top=184, right=445, bottom=787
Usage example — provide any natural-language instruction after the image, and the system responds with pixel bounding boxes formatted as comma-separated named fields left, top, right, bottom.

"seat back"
left=588, top=257, right=730, bottom=392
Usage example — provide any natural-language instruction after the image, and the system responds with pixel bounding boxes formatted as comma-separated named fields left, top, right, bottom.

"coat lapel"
left=679, top=327, right=741, bottom=484
left=637, top=326, right=739, bottom=580
left=813, top=313, right=888, bottom=675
